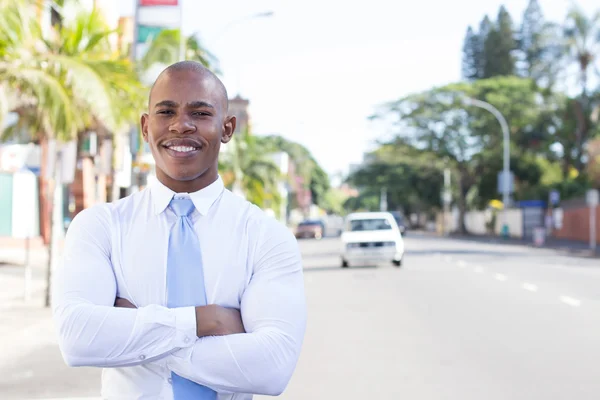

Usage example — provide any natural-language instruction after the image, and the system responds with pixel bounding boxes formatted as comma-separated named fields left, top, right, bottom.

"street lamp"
left=462, top=97, right=511, bottom=237
left=180, top=10, right=275, bottom=61
left=211, top=11, right=275, bottom=43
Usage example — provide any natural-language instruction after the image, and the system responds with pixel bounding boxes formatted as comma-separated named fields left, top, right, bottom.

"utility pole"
left=443, top=168, right=451, bottom=236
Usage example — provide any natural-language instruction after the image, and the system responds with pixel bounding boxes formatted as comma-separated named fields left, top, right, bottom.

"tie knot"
left=169, top=197, right=195, bottom=217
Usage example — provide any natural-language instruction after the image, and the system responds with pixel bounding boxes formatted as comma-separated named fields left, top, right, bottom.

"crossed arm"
left=53, top=206, right=307, bottom=395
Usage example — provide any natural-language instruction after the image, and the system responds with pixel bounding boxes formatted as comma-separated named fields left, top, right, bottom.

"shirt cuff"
left=172, top=306, right=197, bottom=348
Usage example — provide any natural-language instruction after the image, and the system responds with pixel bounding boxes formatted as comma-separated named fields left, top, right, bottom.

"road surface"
left=1, top=233, right=599, bottom=399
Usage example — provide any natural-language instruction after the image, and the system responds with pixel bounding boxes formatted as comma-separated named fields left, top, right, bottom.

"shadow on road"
left=404, top=249, right=524, bottom=257
left=301, top=251, right=342, bottom=259
left=303, top=265, right=377, bottom=273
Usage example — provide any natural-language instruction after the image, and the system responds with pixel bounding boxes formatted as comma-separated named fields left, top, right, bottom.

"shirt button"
left=168, top=378, right=173, bottom=384
left=139, top=355, right=146, bottom=360
left=184, top=337, right=190, bottom=344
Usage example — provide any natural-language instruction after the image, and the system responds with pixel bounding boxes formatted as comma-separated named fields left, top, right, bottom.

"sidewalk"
left=419, top=230, right=600, bottom=258
left=0, top=243, right=57, bottom=366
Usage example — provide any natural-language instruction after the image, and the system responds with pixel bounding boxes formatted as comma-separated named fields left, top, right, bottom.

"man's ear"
left=221, top=115, right=237, bottom=144
left=141, top=113, right=149, bottom=143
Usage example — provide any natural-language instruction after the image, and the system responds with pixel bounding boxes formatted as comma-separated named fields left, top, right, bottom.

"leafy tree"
left=561, top=7, right=600, bottom=170
left=462, top=26, right=480, bottom=81
left=139, top=29, right=219, bottom=73
left=219, top=128, right=282, bottom=210
left=483, top=6, right=517, bottom=78
left=477, top=15, right=493, bottom=79
left=256, top=135, right=331, bottom=210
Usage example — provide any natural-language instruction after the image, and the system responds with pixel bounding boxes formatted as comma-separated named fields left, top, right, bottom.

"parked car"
left=340, top=212, right=404, bottom=268
left=295, top=219, right=325, bottom=240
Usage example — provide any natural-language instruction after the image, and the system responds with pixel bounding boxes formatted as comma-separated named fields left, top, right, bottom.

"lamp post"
left=462, top=97, right=511, bottom=237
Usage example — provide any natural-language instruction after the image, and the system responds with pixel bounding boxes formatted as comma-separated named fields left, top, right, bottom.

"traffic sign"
left=497, top=171, right=514, bottom=194
left=586, top=189, right=599, bottom=206
left=549, top=190, right=560, bottom=206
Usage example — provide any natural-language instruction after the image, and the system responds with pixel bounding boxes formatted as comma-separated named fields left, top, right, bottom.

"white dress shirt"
left=52, top=176, right=307, bottom=400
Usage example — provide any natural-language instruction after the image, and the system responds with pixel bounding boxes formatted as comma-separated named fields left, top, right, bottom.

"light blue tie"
left=167, top=197, right=217, bottom=400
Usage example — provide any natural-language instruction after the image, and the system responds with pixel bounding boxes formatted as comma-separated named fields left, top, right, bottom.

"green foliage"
left=0, top=0, right=144, bottom=142
left=219, top=129, right=282, bottom=209
left=256, top=135, right=331, bottom=209
left=344, top=140, right=444, bottom=215
left=139, top=29, right=219, bottom=74
left=483, top=6, right=517, bottom=78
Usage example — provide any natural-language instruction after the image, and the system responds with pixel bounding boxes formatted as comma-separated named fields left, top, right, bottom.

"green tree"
left=477, top=15, right=493, bottom=79
left=345, top=139, right=444, bottom=216
left=219, top=129, right=282, bottom=211
left=256, top=135, right=331, bottom=210
left=561, top=7, right=600, bottom=170
left=371, top=76, right=553, bottom=231
left=139, top=29, right=219, bottom=73
left=462, top=26, right=480, bottom=81
left=483, top=6, right=517, bottom=78
left=517, top=0, right=563, bottom=89
left=1, top=0, right=144, bottom=307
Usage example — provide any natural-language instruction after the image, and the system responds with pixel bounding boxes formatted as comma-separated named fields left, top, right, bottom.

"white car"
left=340, top=212, right=405, bottom=268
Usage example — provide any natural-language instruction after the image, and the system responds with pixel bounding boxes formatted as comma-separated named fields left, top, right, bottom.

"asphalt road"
left=1, top=233, right=599, bottom=399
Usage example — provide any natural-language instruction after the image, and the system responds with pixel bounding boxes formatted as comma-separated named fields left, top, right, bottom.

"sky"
left=111, top=0, right=598, bottom=178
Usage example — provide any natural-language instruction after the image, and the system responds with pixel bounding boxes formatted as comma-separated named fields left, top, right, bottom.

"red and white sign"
left=140, top=0, right=178, bottom=6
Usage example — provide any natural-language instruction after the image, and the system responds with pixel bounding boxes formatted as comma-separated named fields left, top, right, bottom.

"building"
left=229, top=95, right=250, bottom=135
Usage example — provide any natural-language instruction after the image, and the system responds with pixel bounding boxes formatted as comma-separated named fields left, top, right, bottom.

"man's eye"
left=193, top=112, right=210, bottom=116
left=157, top=110, right=174, bottom=115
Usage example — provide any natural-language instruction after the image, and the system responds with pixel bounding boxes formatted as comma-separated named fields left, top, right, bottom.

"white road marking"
left=457, top=260, right=467, bottom=268
left=495, top=273, right=507, bottom=281
left=473, top=266, right=484, bottom=273
left=522, top=283, right=538, bottom=292
left=560, top=296, right=581, bottom=307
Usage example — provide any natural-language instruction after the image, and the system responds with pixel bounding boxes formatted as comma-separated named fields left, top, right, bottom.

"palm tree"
left=139, top=28, right=219, bottom=73
left=562, top=7, right=600, bottom=170
left=1, top=0, right=145, bottom=306
left=219, top=128, right=282, bottom=212
left=563, top=7, right=600, bottom=97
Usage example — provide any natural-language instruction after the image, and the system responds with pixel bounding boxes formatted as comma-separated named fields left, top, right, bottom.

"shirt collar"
left=150, top=175, right=225, bottom=216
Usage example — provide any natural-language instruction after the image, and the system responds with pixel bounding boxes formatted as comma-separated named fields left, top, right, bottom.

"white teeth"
left=169, top=146, right=196, bottom=153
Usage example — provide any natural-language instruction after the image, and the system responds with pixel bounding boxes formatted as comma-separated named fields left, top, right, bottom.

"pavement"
left=1, top=233, right=600, bottom=399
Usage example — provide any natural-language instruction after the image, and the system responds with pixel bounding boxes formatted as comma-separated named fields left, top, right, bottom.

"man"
left=52, top=61, right=307, bottom=399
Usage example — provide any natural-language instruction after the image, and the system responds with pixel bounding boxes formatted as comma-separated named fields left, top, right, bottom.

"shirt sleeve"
left=166, top=217, right=307, bottom=396
left=52, top=205, right=197, bottom=368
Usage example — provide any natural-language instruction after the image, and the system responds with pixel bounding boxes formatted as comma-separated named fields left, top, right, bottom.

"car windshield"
left=349, top=218, right=392, bottom=231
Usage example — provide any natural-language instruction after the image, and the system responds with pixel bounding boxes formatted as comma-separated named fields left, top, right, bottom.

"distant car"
left=342, top=212, right=404, bottom=268
left=340, top=212, right=404, bottom=268
left=295, top=219, right=325, bottom=240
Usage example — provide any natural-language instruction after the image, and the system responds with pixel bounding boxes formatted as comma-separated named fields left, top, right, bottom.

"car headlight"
left=384, top=241, right=396, bottom=247
left=346, top=243, right=360, bottom=249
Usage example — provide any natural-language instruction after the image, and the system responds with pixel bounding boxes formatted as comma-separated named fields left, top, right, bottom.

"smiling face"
left=141, top=66, right=235, bottom=193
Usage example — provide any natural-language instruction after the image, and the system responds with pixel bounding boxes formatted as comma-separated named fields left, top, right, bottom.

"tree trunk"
left=39, top=137, right=52, bottom=245
left=456, top=168, right=469, bottom=235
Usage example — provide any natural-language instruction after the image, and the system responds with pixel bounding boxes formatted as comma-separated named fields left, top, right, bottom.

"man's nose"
left=169, top=115, right=196, bottom=134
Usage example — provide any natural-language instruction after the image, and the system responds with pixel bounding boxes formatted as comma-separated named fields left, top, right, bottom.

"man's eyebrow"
left=187, top=101, right=215, bottom=109
left=154, top=100, right=178, bottom=108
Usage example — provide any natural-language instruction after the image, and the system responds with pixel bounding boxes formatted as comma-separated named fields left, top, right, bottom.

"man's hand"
left=115, top=297, right=137, bottom=309
left=195, top=305, right=246, bottom=337
left=114, top=298, right=243, bottom=337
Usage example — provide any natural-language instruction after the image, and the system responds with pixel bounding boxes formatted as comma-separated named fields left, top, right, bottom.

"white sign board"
left=586, top=189, right=599, bottom=206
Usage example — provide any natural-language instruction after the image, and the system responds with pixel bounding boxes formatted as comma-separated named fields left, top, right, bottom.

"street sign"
left=442, top=190, right=452, bottom=205
left=549, top=190, right=560, bottom=206
left=497, top=171, right=514, bottom=194
left=586, top=189, right=599, bottom=206
left=140, top=0, right=178, bottom=5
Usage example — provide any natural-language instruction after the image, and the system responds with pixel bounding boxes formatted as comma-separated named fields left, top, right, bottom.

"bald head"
left=149, top=61, right=229, bottom=111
